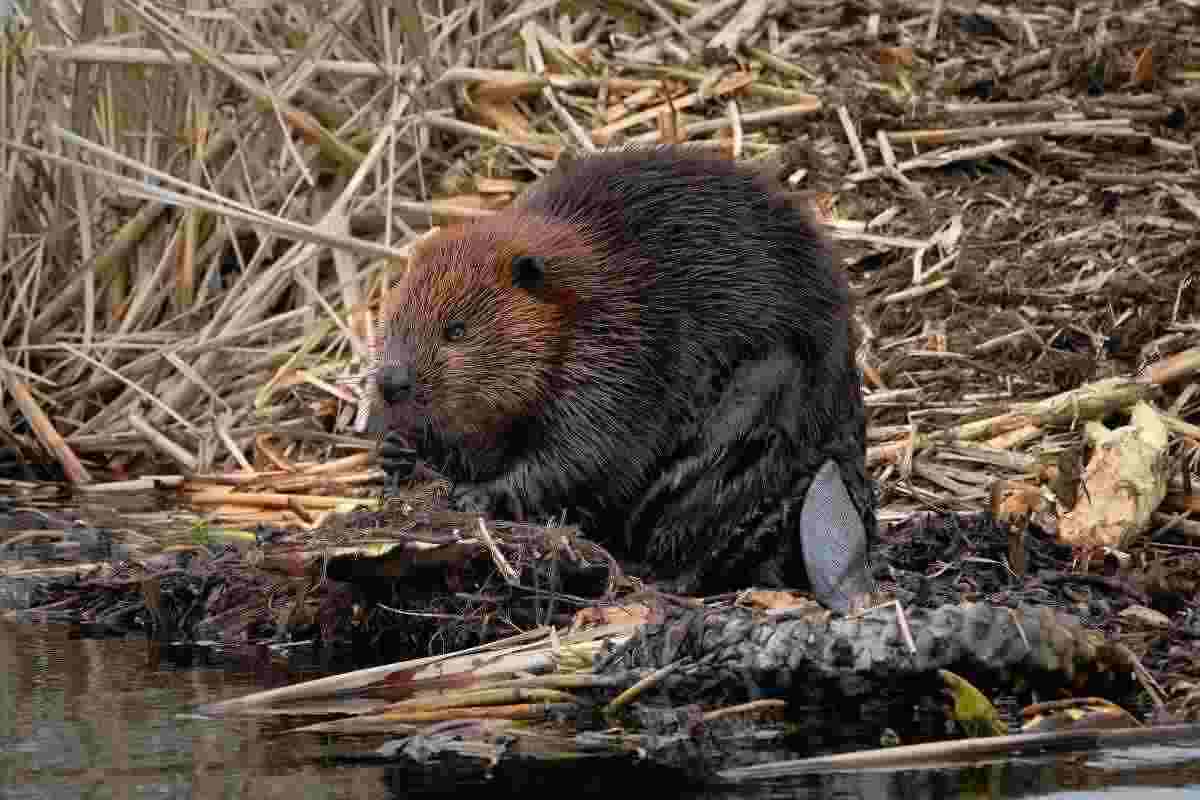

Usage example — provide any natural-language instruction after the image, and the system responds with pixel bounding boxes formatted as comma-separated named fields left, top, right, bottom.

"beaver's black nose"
left=377, top=364, right=415, bottom=405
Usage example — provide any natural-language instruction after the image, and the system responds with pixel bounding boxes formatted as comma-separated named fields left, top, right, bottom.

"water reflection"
left=3, top=620, right=1200, bottom=800
left=371, top=752, right=1200, bottom=800
left=0, top=621, right=384, bottom=800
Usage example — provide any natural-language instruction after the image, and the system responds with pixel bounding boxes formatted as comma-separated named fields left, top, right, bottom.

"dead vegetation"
left=0, top=1, right=1196, bottom=514
left=1, top=0, right=1200, bottom=777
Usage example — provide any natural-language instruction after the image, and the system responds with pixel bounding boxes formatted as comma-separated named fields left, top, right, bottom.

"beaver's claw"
left=451, top=480, right=530, bottom=521
left=378, top=434, right=418, bottom=481
left=450, top=483, right=493, bottom=515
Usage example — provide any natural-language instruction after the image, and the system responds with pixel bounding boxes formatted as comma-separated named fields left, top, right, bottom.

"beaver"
left=370, top=145, right=876, bottom=612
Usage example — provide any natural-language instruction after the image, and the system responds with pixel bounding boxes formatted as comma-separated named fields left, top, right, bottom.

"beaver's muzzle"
left=376, top=363, right=416, bottom=405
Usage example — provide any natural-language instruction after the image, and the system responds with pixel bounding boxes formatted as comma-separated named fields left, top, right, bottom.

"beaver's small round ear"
left=512, top=255, right=546, bottom=292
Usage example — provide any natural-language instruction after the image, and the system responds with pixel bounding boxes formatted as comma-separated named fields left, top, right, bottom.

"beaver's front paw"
left=451, top=481, right=527, bottom=520
left=451, top=482, right=494, bottom=516
left=378, top=433, right=418, bottom=481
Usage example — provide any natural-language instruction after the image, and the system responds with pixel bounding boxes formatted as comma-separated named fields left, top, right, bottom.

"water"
left=3, top=620, right=1200, bottom=800
left=0, top=621, right=384, bottom=800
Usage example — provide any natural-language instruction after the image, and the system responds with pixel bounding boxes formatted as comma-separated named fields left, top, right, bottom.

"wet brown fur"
left=377, top=210, right=652, bottom=496
left=374, top=146, right=873, bottom=594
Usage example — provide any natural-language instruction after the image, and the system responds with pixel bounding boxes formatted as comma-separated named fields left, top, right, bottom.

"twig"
left=837, top=105, right=869, bottom=173
left=5, top=379, right=92, bottom=484
left=604, top=660, right=683, bottom=715
left=848, top=139, right=1020, bottom=182
left=476, top=517, right=520, bottom=585
left=126, top=411, right=199, bottom=472
left=924, top=0, right=945, bottom=47
left=627, top=100, right=821, bottom=145
left=887, top=118, right=1133, bottom=145
left=704, top=0, right=770, bottom=62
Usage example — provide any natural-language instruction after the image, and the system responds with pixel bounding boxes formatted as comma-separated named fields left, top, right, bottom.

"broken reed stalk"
left=5, top=380, right=92, bottom=484
left=126, top=411, right=199, bottom=472
left=720, top=724, right=1200, bottom=780
left=198, top=623, right=639, bottom=716
left=886, top=118, right=1135, bottom=145
left=868, top=377, right=1160, bottom=468
left=296, top=702, right=577, bottom=729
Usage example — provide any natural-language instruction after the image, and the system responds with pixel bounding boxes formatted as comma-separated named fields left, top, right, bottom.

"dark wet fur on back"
left=376, top=146, right=874, bottom=595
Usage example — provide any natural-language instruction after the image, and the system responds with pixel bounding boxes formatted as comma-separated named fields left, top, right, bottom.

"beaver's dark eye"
left=444, top=321, right=467, bottom=342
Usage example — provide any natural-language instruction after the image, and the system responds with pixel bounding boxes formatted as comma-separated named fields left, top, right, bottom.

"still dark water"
left=0, top=621, right=383, bottom=800
left=4, top=620, right=1200, bottom=800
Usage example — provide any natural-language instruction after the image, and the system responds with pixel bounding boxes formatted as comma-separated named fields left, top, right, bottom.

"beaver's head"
left=374, top=214, right=605, bottom=479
